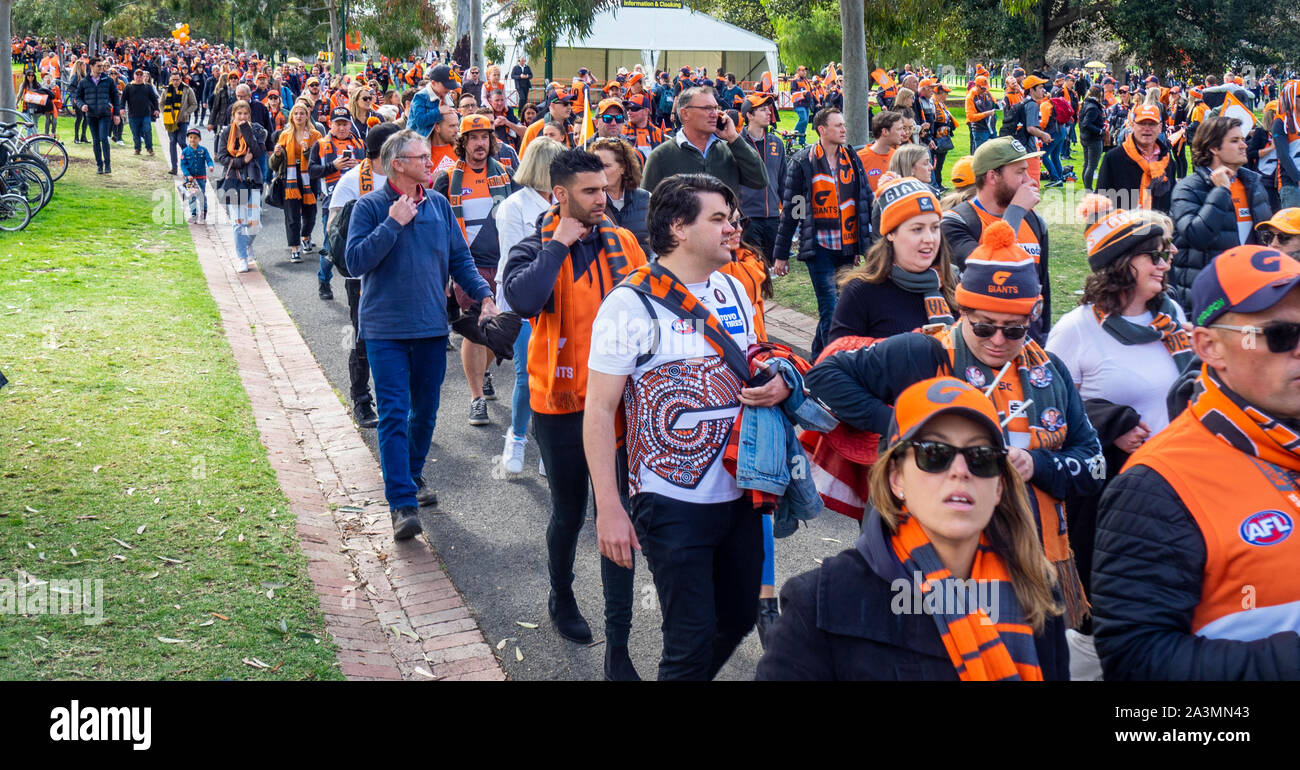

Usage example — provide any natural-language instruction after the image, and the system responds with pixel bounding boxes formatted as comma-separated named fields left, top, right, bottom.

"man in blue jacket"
left=74, top=57, right=122, bottom=175
left=346, top=129, right=499, bottom=539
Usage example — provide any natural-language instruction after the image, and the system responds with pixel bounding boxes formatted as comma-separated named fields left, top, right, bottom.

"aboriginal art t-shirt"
left=588, top=270, right=758, bottom=504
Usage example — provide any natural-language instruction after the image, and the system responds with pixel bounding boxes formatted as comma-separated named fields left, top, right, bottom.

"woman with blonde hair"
left=758, top=375, right=1066, bottom=680
left=347, top=85, right=379, bottom=140
left=270, top=101, right=323, bottom=263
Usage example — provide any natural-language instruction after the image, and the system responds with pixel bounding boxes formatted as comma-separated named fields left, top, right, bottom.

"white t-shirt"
left=1046, top=302, right=1187, bottom=434
left=588, top=270, right=758, bottom=504
left=329, top=162, right=386, bottom=211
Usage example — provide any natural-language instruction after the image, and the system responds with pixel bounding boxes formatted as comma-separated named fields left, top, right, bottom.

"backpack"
left=1051, top=96, right=1074, bottom=125
left=999, top=99, right=1033, bottom=146
left=327, top=199, right=356, bottom=279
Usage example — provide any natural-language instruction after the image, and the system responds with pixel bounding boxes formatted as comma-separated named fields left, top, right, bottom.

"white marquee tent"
left=503, top=4, right=780, bottom=87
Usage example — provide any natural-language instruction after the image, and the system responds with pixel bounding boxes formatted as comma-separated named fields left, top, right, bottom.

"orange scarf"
left=889, top=515, right=1043, bottom=681
left=1190, top=366, right=1300, bottom=473
left=226, top=121, right=249, bottom=159
left=1121, top=134, right=1171, bottom=209
left=277, top=126, right=321, bottom=205
left=810, top=142, right=859, bottom=248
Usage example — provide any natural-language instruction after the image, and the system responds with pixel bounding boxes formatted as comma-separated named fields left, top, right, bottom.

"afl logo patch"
left=1029, top=365, right=1053, bottom=389
left=714, top=288, right=727, bottom=302
left=964, top=366, right=986, bottom=388
left=1040, top=407, right=1064, bottom=431
left=671, top=318, right=695, bottom=335
left=1239, top=510, right=1293, bottom=546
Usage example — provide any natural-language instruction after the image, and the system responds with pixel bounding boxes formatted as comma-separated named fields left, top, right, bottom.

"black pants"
left=532, top=410, right=635, bottom=647
left=933, top=150, right=949, bottom=188
left=346, top=278, right=372, bottom=407
left=74, top=110, right=88, bottom=141
left=630, top=492, right=762, bottom=680
left=283, top=198, right=318, bottom=247
left=746, top=216, right=781, bottom=264
left=1081, top=137, right=1103, bottom=191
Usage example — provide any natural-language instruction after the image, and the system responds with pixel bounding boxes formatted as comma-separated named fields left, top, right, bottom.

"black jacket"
left=1169, top=165, right=1273, bottom=314
left=775, top=143, right=873, bottom=263
left=215, top=122, right=268, bottom=189
left=1077, top=96, right=1105, bottom=140
left=606, top=187, right=651, bottom=257
left=73, top=73, right=120, bottom=118
left=1092, top=464, right=1300, bottom=680
left=1096, top=141, right=1174, bottom=214
left=756, top=509, right=1070, bottom=681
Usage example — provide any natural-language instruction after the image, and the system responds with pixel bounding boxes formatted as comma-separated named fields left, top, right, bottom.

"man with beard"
left=433, top=115, right=520, bottom=426
left=941, top=136, right=1054, bottom=342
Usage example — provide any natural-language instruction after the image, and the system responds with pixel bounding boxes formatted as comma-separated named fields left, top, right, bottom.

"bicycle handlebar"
left=0, top=109, right=34, bottom=126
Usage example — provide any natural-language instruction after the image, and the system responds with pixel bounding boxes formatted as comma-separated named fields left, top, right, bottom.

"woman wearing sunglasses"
left=346, top=87, right=379, bottom=141
left=1254, top=208, right=1300, bottom=258
left=1044, top=196, right=1191, bottom=678
left=757, top=376, right=1068, bottom=680
left=806, top=220, right=1104, bottom=638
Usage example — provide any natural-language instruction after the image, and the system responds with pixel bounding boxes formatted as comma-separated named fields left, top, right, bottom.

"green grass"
left=769, top=105, right=1091, bottom=325
left=0, top=135, right=342, bottom=680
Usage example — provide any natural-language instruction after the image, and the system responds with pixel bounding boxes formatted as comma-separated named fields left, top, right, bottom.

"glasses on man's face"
left=969, top=322, right=1030, bottom=340
left=397, top=154, right=433, bottom=165
left=1209, top=321, right=1300, bottom=354
left=599, top=114, right=626, bottom=124
left=1261, top=230, right=1297, bottom=247
left=686, top=104, right=720, bottom=113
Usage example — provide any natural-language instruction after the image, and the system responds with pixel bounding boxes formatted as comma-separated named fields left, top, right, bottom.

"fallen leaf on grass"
left=270, top=661, right=284, bottom=673
left=156, top=556, right=182, bottom=564
left=92, top=466, right=102, bottom=473
left=111, top=554, right=126, bottom=561
left=69, top=547, right=77, bottom=557
left=211, top=612, right=229, bottom=621
left=26, top=542, right=34, bottom=550
left=515, top=621, right=539, bottom=629
left=242, top=657, right=270, bottom=670
left=515, top=647, right=524, bottom=662
left=137, top=525, right=146, bottom=535
left=145, top=571, right=160, bottom=580
left=156, top=637, right=186, bottom=644
left=76, top=515, right=97, bottom=521
left=25, top=505, right=38, bottom=513
left=110, top=537, right=132, bottom=550
left=126, top=488, right=135, bottom=496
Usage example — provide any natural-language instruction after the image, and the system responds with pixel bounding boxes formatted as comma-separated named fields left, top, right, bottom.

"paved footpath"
left=188, top=207, right=504, bottom=681
left=182, top=121, right=857, bottom=680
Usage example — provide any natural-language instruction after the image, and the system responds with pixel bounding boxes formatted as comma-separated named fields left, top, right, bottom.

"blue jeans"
left=793, top=106, right=809, bottom=140
left=224, top=187, right=262, bottom=262
left=1042, top=130, right=1065, bottom=182
left=761, top=513, right=775, bottom=587
left=167, top=123, right=187, bottom=170
left=970, top=126, right=992, bottom=154
left=88, top=115, right=113, bottom=169
left=366, top=337, right=448, bottom=511
left=630, top=492, right=762, bottom=680
left=187, top=177, right=208, bottom=218
left=804, top=246, right=845, bottom=359
left=510, top=318, right=532, bottom=438
left=318, top=204, right=334, bottom=281
left=129, top=115, right=153, bottom=151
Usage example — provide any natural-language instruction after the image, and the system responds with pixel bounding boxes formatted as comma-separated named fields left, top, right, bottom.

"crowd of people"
left=14, top=31, right=1300, bottom=681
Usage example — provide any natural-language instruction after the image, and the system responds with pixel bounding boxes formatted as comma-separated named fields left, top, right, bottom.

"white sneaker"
left=502, top=432, right=526, bottom=474
left=237, top=258, right=250, bottom=273
left=538, top=456, right=547, bottom=477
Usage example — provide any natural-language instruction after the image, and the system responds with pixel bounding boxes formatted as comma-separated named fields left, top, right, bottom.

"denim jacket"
left=733, top=357, right=838, bottom=537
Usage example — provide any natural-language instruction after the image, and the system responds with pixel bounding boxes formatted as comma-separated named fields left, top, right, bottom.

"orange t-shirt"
left=856, top=145, right=894, bottom=194
left=431, top=144, right=458, bottom=177
left=1230, top=178, right=1253, bottom=244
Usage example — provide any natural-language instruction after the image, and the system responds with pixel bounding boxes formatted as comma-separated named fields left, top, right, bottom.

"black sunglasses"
left=900, top=440, right=1006, bottom=478
left=1260, top=230, right=1298, bottom=246
left=969, top=322, right=1030, bottom=340
left=1209, top=321, right=1300, bottom=354
left=1141, top=249, right=1173, bottom=265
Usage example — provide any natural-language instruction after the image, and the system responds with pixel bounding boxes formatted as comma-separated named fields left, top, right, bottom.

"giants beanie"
left=954, top=220, right=1041, bottom=315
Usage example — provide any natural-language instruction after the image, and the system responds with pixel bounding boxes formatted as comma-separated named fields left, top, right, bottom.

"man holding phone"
left=640, top=86, right=768, bottom=199
left=309, top=107, right=366, bottom=299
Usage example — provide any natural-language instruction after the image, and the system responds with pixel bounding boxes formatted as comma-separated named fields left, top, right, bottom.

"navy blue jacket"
left=1169, top=165, right=1273, bottom=314
left=345, top=182, right=492, bottom=340
left=776, top=143, right=873, bottom=263
left=803, top=330, right=1104, bottom=504
left=73, top=74, right=120, bottom=118
left=606, top=187, right=651, bottom=258
left=756, top=508, right=1070, bottom=680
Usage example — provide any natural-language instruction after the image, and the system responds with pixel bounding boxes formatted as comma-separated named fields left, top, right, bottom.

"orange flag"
left=1221, top=90, right=1255, bottom=130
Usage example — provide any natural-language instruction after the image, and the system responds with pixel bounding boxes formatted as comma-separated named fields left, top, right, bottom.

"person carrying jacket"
left=804, top=222, right=1105, bottom=634
left=1092, top=245, right=1300, bottom=680
left=757, top=375, right=1070, bottom=680
left=1169, top=115, right=1274, bottom=313
left=774, top=107, right=871, bottom=359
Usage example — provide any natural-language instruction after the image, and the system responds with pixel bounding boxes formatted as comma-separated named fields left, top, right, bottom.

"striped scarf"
left=1121, top=134, right=1171, bottom=209
left=447, top=157, right=512, bottom=245
left=810, top=142, right=859, bottom=251
left=940, top=324, right=1090, bottom=629
left=1191, top=366, right=1300, bottom=473
left=1092, top=294, right=1193, bottom=371
left=276, top=127, right=320, bottom=205
left=535, top=207, right=636, bottom=412
left=889, top=514, right=1043, bottom=681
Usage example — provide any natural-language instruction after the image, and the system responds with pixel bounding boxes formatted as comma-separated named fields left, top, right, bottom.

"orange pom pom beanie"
left=954, top=220, right=1041, bottom=315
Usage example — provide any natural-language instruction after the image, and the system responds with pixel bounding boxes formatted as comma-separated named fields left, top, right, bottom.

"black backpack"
left=999, top=99, right=1033, bottom=147
left=327, top=199, right=355, bottom=279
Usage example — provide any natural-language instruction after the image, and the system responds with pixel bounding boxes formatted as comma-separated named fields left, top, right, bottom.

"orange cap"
left=1131, top=104, right=1162, bottom=124
left=1256, top=207, right=1300, bottom=235
left=887, top=377, right=1005, bottom=451
left=458, top=113, right=493, bottom=133
left=597, top=98, right=625, bottom=114
left=950, top=155, right=975, bottom=189
left=1021, top=75, right=1048, bottom=90
left=974, top=75, right=989, bottom=88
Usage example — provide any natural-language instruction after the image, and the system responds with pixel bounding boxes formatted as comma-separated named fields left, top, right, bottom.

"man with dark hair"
left=776, top=106, right=872, bottom=357
left=738, top=93, right=786, bottom=264
left=941, top=136, right=1054, bottom=342
left=75, top=57, right=122, bottom=174
left=519, top=85, right=575, bottom=155
left=857, top=109, right=908, bottom=195
left=123, top=68, right=159, bottom=156
left=1169, top=115, right=1274, bottom=312
left=584, top=173, right=791, bottom=680
left=502, top=149, right=648, bottom=680
left=346, top=129, right=500, bottom=538
left=433, top=114, right=519, bottom=426
left=640, top=86, right=767, bottom=199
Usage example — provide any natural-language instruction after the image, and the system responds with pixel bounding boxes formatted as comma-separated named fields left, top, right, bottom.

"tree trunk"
left=840, top=0, right=868, bottom=147
left=328, top=0, right=343, bottom=76
left=456, top=0, right=471, bottom=64
left=0, top=1, right=13, bottom=112
left=471, top=0, right=483, bottom=70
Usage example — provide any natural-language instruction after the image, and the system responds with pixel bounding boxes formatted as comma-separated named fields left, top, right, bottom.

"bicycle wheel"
left=0, top=160, right=52, bottom=214
left=0, top=192, right=31, bottom=231
left=20, top=136, right=67, bottom=181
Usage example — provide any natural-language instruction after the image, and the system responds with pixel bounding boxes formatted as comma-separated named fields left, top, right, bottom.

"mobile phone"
left=716, top=114, right=726, bottom=131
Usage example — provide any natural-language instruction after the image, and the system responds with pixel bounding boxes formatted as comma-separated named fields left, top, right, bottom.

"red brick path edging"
left=764, top=301, right=816, bottom=352
left=187, top=219, right=505, bottom=682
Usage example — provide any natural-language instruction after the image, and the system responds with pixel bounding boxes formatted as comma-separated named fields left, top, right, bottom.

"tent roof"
left=558, top=5, right=777, bottom=53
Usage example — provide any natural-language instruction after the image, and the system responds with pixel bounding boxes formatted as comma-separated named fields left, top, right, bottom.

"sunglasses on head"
left=969, top=321, right=1030, bottom=340
left=899, top=440, right=1006, bottom=478
left=1209, top=321, right=1300, bottom=354
left=599, top=114, right=626, bottom=124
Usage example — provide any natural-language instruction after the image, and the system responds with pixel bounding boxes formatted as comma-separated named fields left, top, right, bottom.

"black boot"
left=391, top=506, right=421, bottom=540
left=756, top=597, right=781, bottom=649
left=352, top=401, right=378, bottom=429
left=318, top=280, right=333, bottom=300
left=604, top=644, right=641, bottom=681
left=548, top=589, right=593, bottom=644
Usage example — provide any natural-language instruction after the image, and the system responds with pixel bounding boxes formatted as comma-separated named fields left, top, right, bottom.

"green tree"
left=356, top=0, right=447, bottom=61
left=1101, top=0, right=1278, bottom=75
